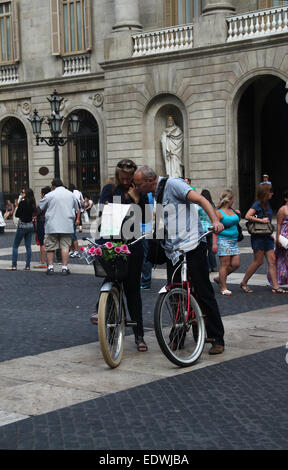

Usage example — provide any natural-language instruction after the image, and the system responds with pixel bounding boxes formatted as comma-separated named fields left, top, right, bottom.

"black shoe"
left=46, top=267, right=54, bottom=275
left=135, top=336, right=148, bottom=352
left=62, top=268, right=70, bottom=275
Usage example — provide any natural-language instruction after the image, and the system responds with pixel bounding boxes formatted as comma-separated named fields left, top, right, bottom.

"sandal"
left=271, top=287, right=288, bottom=294
left=90, top=312, right=98, bottom=325
left=24, top=267, right=30, bottom=271
left=221, top=289, right=232, bottom=296
left=6, top=267, right=17, bottom=271
left=240, top=283, right=254, bottom=293
left=135, top=337, right=148, bottom=352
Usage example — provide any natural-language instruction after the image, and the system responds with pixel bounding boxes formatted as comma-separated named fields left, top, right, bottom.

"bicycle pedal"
left=125, top=320, right=137, bottom=328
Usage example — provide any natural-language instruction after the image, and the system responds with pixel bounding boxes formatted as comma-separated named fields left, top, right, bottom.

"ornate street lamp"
left=28, top=89, right=80, bottom=179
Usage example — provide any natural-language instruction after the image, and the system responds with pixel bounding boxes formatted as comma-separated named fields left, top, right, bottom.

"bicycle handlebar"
left=83, top=227, right=214, bottom=249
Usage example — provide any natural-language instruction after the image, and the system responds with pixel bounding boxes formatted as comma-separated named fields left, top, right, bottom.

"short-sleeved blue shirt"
left=155, top=177, right=204, bottom=264
left=251, top=201, right=272, bottom=221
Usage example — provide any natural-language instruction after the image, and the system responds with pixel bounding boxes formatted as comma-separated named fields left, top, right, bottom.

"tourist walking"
left=268, top=189, right=288, bottom=286
left=212, top=189, right=241, bottom=296
left=7, top=188, right=36, bottom=271
left=38, top=179, right=80, bottom=275
left=240, top=184, right=287, bottom=294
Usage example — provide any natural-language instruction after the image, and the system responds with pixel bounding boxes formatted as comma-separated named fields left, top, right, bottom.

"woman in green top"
left=212, top=189, right=241, bottom=295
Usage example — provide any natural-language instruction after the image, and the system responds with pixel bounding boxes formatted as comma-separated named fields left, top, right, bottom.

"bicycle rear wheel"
left=98, top=286, right=125, bottom=368
left=154, top=287, right=205, bottom=367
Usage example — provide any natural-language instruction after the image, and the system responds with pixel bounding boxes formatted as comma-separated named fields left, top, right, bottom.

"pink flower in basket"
left=114, top=246, right=122, bottom=254
left=80, top=246, right=85, bottom=252
left=105, top=241, right=114, bottom=249
left=120, top=244, right=131, bottom=255
left=88, top=246, right=96, bottom=256
left=95, top=247, right=103, bottom=256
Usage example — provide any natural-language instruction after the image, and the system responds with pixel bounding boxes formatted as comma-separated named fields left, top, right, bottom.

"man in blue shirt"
left=134, top=166, right=225, bottom=354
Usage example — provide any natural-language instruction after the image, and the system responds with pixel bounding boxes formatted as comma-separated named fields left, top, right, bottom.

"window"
left=164, top=0, right=203, bottom=27
left=0, top=0, right=19, bottom=64
left=50, top=0, right=92, bottom=56
left=258, top=0, right=288, bottom=7
left=68, top=110, right=100, bottom=199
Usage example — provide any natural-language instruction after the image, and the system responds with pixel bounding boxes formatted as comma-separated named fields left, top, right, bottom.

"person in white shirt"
left=38, top=179, right=80, bottom=275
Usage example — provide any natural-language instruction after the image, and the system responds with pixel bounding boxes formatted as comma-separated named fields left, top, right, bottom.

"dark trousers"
left=96, top=242, right=144, bottom=339
left=123, top=242, right=144, bottom=339
left=166, top=243, right=224, bottom=346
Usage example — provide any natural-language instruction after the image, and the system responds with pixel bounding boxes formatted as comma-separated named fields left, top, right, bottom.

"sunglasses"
left=117, top=161, right=136, bottom=170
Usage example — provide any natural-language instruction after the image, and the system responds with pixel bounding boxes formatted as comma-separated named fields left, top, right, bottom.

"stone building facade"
left=0, top=0, right=288, bottom=211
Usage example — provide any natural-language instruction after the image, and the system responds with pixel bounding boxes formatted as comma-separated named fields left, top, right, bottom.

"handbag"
left=146, top=178, right=168, bottom=266
left=232, top=209, right=243, bottom=242
left=246, top=220, right=274, bottom=235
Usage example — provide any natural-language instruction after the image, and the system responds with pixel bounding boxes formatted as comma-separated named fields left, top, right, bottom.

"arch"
left=0, top=116, right=30, bottom=199
left=226, top=69, right=288, bottom=211
left=143, top=93, right=188, bottom=176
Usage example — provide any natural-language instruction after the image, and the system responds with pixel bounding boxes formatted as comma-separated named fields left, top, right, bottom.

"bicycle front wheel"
left=154, top=287, right=205, bottom=367
left=98, top=286, right=125, bottom=368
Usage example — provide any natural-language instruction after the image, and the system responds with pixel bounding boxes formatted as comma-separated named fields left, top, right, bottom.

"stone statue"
left=161, top=116, right=184, bottom=178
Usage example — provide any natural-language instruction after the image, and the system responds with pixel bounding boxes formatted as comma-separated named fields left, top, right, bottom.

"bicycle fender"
left=158, top=285, right=168, bottom=294
left=100, top=281, right=114, bottom=292
left=158, top=282, right=184, bottom=294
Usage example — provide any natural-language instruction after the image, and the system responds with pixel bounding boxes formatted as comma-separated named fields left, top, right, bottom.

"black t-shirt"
left=15, top=199, right=34, bottom=223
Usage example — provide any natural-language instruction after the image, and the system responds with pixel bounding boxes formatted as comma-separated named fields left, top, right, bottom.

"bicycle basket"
left=93, top=256, right=107, bottom=278
left=98, top=255, right=129, bottom=281
left=82, top=247, right=97, bottom=265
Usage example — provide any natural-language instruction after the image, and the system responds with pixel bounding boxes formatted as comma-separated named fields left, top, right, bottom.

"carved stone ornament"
left=90, top=93, right=104, bottom=107
left=60, top=98, right=68, bottom=112
left=21, top=101, right=31, bottom=115
left=39, top=166, right=49, bottom=176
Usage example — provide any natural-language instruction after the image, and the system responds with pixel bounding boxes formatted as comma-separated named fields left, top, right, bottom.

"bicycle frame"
left=158, top=228, right=214, bottom=295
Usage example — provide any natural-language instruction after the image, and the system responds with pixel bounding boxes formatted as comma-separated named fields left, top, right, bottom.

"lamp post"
left=28, top=89, right=80, bottom=179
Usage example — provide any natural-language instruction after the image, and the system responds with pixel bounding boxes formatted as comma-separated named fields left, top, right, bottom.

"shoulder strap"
left=156, top=177, right=168, bottom=204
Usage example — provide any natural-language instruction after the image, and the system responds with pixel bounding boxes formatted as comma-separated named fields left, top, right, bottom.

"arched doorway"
left=67, top=110, right=100, bottom=200
left=238, top=76, right=287, bottom=214
left=1, top=118, right=29, bottom=199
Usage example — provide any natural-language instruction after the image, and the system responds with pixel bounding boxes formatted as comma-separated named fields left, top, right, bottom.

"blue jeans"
left=12, top=227, right=33, bottom=268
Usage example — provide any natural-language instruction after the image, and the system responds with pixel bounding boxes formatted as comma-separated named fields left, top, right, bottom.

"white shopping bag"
left=100, top=203, right=132, bottom=238
left=279, top=234, right=288, bottom=249
left=0, top=211, right=5, bottom=227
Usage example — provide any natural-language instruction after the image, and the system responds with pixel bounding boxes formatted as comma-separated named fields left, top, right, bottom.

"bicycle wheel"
left=98, top=286, right=125, bottom=368
left=154, top=287, right=205, bottom=367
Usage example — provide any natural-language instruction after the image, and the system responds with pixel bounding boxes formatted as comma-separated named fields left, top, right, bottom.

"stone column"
left=202, top=0, right=235, bottom=15
left=193, top=0, right=235, bottom=47
left=104, top=0, right=142, bottom=61
left=113, top=0, right=142, bottom=31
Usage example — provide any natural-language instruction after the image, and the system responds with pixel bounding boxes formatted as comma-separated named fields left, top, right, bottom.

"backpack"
left=146, top=178, right=168, bottom=266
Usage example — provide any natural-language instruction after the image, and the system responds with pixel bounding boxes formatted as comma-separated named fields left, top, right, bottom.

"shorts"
left=251, top=235, right=274, bottom=251
left=36, top=221, right=45, bottom=246
left=44, top=234, right=72, bottom=251
left=217, top=237, right=240, bottom=256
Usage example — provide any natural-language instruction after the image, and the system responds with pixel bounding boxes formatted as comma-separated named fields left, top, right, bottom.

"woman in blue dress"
left=212, top=189, right=241, bottom=295
left=240, top=184, right=287, bottom=294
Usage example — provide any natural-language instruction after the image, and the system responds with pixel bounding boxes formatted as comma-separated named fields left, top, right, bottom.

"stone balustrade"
left=0, top=65, right=18, bottom=85
left=132, top=24, right=193, bottom=56
left=227, top=5, right=288, bottom=42
left=62, top=54, right=91, bottom=76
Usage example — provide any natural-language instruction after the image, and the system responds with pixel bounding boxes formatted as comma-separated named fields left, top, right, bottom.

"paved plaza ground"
left=0, top=221, right=287, bottom=452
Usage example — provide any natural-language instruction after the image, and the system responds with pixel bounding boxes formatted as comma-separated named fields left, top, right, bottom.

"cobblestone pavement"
left=0, top=223, right=287, bottom=450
